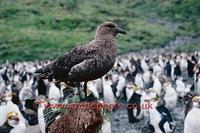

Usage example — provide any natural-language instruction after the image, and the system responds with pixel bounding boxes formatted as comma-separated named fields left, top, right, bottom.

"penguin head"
left=192, top=96, right=200, bottom=108
left=7, top=112, right=19, bottom=126
left=2, top=92, right=13, bottom=102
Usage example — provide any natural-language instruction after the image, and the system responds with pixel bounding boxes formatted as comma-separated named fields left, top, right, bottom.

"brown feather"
left=35, top=22, right=125, bottom=82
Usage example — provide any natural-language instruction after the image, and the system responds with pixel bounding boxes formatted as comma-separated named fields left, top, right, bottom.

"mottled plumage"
left=48, top=102, right=103, bottom=133
left=35, top=22, right=126, bottom=83
left=35, top=22, right=125, bottom=82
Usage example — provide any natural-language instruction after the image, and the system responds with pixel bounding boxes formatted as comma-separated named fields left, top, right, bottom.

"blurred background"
left=0, top=0, right=199, bottom=63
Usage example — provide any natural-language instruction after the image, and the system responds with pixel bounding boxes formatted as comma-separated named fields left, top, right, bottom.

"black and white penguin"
left=184, top=96, right=200, bottom=133
left=165, top=60, right=171, bottom=77
left=0, top=90, right=26, bottom=127
left=102, top=75, right=115, bottom=104
left=126, top=84, right=143, bottom=123
left=174, top=62, right=182, bottom=78
left=187, top=57, right=195, bottom=77
left=0, top=111, right=26, bottom=133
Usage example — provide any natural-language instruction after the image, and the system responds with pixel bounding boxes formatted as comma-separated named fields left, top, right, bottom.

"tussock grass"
left=0, top=0, right=199, bottom=63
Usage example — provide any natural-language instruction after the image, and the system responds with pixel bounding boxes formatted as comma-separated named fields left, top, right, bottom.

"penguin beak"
left=116, top=27, right=126, bottom=34
left=14, top=117, right=19, bottom=122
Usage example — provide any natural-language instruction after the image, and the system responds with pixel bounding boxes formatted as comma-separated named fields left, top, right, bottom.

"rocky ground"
left=108, top=101, right=184, bottom=133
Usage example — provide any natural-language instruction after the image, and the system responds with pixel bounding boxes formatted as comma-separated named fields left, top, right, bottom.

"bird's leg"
left=77, top=83, right=83, bottom=102
left=84, top=82, right=88, bottom=101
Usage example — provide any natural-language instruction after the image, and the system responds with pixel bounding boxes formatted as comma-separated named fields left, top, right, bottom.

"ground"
left=109, top=101, right=184, bottom=133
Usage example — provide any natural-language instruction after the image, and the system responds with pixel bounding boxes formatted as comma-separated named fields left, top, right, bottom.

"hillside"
left=0, top=0, right=199, bottom=63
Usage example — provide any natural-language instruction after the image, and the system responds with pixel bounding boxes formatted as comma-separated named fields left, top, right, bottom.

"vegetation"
left=0, top=0, right=199, bottom=63
left=175, top=43, right=200, bottom=53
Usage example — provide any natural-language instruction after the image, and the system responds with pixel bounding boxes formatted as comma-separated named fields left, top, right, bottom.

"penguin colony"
left=0, top=51, right=200, bottom=132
